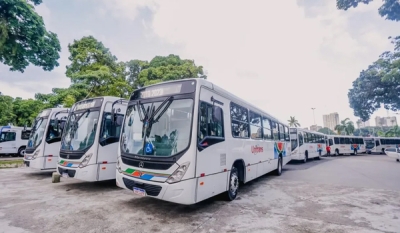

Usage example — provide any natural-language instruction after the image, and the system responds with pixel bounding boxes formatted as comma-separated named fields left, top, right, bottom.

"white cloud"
left=100, top=0, right=398, bottom=127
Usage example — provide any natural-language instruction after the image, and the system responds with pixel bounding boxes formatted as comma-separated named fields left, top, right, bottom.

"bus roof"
left=131, top=78, right=288, bottom=126
left=290, top=127, right=325, bottom=135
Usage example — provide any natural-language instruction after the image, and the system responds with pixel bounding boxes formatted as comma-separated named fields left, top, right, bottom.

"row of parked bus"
left=2, top=78, right=399, bottom=205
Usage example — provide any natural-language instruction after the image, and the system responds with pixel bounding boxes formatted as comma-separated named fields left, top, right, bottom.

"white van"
left=0, top=125, right=32, bottom=157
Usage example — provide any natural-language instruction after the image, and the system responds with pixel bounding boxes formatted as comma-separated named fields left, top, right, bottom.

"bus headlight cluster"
left=166, top=162, right=190, bottom=184
left=79, top=153, right=93, bottom=168
left=31, top=149, right=40, bottom=159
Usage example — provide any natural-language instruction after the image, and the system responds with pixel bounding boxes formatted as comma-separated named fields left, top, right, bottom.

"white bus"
left=0, top=125, right=31, bottom=157
left=363, top=137, right=400, bottom=154
left=289, top=128, right=325, bottom=162
left=57, top=96, right=127, bottom=182
left=116, top=78, right=292, bottom=205
left=326, top=135, right=366, bottom=155
left=23, top=108, right=69, bottom=171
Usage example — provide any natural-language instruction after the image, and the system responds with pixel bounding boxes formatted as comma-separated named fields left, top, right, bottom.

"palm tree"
left=385, top=125, right=400, bottom=137
left=287, top=116, right=301, bottom=127
left=334, top=118, right=355, bottom=135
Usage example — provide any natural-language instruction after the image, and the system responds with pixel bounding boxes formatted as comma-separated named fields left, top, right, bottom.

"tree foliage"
left=318, top=127, right=336, bottom=135
left=336, top=0, right=400, bottom=21
left=65, top=36, right=131, bottom=98
left=0, top=94, right=44, bottom=126
left=334, top=118, right=355, bottom=135
left=2, top=35, right=207, bottom=127
left=348, top=36, right=400, bottom=121
left=0, top=0, right=61, bottom=72
left=287, top=116, right=301, bottom=127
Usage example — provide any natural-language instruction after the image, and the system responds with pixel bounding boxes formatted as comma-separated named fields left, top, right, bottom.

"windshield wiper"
left=65, top=109, right=91, bottom=150
left=137, top=96, right=174, bottom=155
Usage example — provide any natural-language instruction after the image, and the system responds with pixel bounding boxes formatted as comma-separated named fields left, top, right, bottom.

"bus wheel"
left=396, top=159, right=399, bottom=162
left=275, top=156, right=282, bottom=176
left=225, top=166, right=239, bottom=201
left=18, top=147, right=26, bottom=157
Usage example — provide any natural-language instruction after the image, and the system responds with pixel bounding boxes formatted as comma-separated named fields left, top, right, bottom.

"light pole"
left=311, top=108, right=316, bottom=125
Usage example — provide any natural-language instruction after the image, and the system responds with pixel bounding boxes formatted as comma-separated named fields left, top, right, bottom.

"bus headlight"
left=166, top=162, right=190, bottom=184
left=79, top=153, right=93, bottom=168
left=31, top=149, right=40, bottom=159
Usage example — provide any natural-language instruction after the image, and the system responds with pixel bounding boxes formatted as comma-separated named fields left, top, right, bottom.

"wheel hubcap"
left=230, top=173, right=239, bottom=195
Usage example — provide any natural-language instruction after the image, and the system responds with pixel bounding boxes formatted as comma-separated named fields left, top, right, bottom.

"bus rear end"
left=364, top=137, right=376, bottom=154
left=116, top=80, right=198, bottom=205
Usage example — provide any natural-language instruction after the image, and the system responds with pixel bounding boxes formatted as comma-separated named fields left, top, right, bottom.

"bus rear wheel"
left=275, top=156, right=282, bottom=176
left=224, top=166, right=239, bottom=201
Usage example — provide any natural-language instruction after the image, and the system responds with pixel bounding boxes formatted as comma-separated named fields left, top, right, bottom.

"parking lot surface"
left=0, top=154, right=399, bottom=233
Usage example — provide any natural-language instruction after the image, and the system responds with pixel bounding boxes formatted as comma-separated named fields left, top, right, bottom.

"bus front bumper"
left=116, top=172, right=197, bottom=205
left=57, top=164, right=98, bottom=182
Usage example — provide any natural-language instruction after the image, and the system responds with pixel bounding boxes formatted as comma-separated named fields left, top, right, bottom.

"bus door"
left=196, top=87, right=228, bottom=202
left=96, top=100, right=126, bottom=180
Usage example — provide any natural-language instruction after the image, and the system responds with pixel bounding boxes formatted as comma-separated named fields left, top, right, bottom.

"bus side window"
left=298, top=133, right=304, bottom=146
left=230, top=102, right=249, bottom=138
left=284, top=126, right=290, bottom=141
left=199, top=101, right=224, bottom=142
left=262, top=116, right=272, bottom=140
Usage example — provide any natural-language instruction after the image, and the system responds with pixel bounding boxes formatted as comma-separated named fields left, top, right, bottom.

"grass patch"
left=0, top=159, right=24, bottom=168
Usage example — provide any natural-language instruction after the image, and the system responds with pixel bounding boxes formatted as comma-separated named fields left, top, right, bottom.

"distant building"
left=356, top=119, right=370, bottom=128
left=375, top=116, right=397, bottom=127
left=310, top=125, right=322, bottom=132
left=323, top=112, right=340, bottom=131
left=303, top=127, right=309, bottom=130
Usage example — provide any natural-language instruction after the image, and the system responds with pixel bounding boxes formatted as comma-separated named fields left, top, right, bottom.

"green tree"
left=35, top=84, right=88, bottom=108
left=0, top=94, right=15, bottom=125
left=348, top=36, right=400, bottom=121
left=12, top=97, right=45, bottom=126
left=336, top=0, right=400, bottom=21
left=318, top=127, right=336, bottom=135
left=287, top=116, right=301, bottom=127
left=65, top=36, right=132, bottom=98
left=385, top=125, right=400, bottom=137
left=135, top=54, right=207, bottom=88
left=339, top=0, right=400, bottom=121
left=334, top=118, right=355, bottom=135
left=0, top=0, right=61, bottom=72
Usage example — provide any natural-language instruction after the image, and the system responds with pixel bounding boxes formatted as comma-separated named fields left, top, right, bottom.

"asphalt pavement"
left=0, top=154, right=399, bottom=233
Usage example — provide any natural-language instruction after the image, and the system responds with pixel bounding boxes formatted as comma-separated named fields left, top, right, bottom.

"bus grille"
left=122, top=177, right=162, bottom=196
left=58, top=167, right=76, bottom=178
left=121, top=156, right=174, bottom=170
left=59, top=151, right=84, bottom=160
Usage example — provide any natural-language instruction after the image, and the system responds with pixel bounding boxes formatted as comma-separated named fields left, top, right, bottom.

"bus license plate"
left=62, top=173, right=68, bottom=178
left=133, top=187, right=146, bottom=196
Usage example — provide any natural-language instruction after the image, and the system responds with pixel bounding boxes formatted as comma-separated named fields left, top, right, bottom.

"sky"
left=1, top=0, right=399, bottom=128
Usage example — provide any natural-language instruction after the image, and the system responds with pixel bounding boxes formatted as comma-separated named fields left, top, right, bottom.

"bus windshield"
left=61, top=110, right=100, bottom=151
left=365, top=139, right=375, bottom=149
left=27, top=118, right=48, bottom=148
left=121, top=98, right=193, bottom=157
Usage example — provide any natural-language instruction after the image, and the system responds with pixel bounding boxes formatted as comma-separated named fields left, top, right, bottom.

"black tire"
left=224, top=166, right=239, bottom=201
left=275, top=156, right=282, bottom=176
left=18, top=147, right=26, bottom=157
left=396, top=159, right=399, bottom=162
left=303, top=151, right=308, bottom=163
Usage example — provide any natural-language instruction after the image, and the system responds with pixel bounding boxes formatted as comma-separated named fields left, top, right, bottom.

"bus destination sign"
left=74, top=98, right=102, bottom=111
left=289, top=128, right=297, bottom=133
left=139, top=83, right=183, bottom=99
